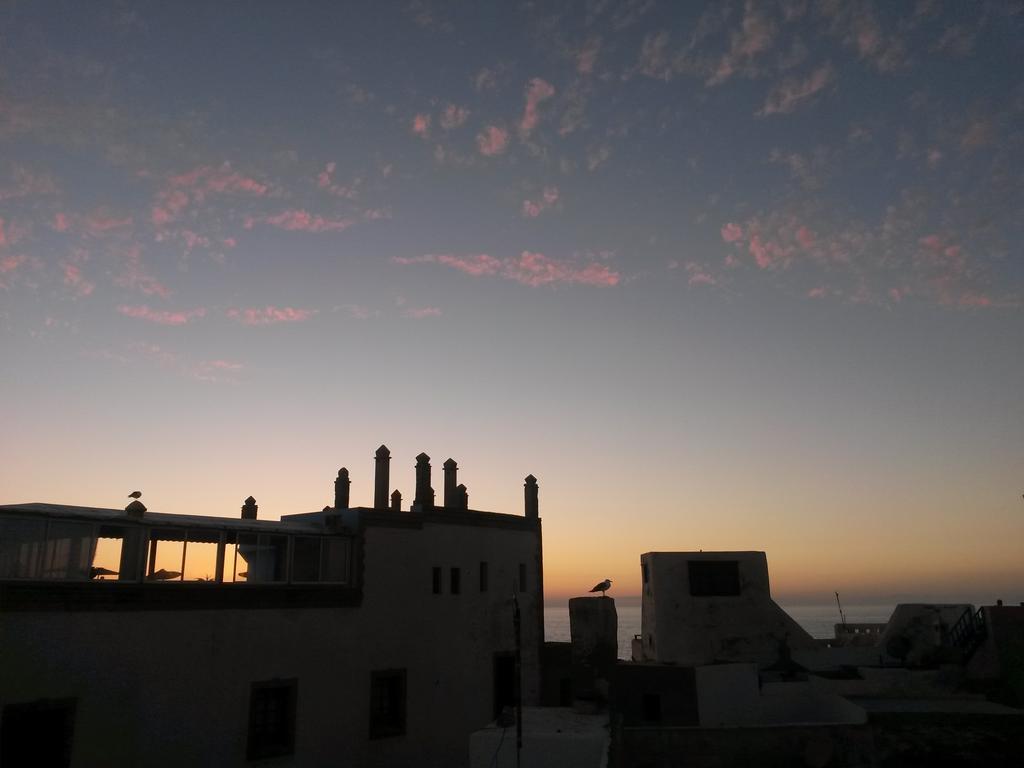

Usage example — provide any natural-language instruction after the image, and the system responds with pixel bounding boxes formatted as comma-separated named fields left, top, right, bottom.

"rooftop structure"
left=0, top=446, right=545, bottom=768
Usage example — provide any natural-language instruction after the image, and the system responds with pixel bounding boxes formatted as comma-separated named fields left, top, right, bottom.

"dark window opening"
left=450, top=567, right=461, bottom=595
left=642, top=693, right=662, bottom=722
left=432, top=566, right=442, bottom=594
left=247, top=679, right=297, bottom=761
left=369, top=669, right=406, bottom=739
left=1, top=698, right=76, bottom=768
left=518, top=563, right=527, bottom=592
left=479, top=561, right=489, bottom=592
left=688, top=560, right=741, bottom=596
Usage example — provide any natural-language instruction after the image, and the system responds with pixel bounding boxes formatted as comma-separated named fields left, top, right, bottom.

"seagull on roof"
left=128, top=491, right=142, bottom=499
left=589, top=578, right=612, bottom=597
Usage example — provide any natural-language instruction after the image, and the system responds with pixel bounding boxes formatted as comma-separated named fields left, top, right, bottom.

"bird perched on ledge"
left=589, top=578, right=612, bottom=597
left=128, top=491, right=142, bottom=499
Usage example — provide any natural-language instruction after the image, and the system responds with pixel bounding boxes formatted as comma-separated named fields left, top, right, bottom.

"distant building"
left=0, top=447, right=544, bottom=768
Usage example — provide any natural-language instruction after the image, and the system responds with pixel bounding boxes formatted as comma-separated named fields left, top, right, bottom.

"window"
left=642, top=693, right=662, bottom=722
left=518, top=563, right=527, bottom=592
left=432, top=567, right=442, bottom=594
left=369, top=670, right=406, bottom=739
left=0, top=517, right=46, bottom=579
left=247, top=679, right=297, bottom=760
left=234, top=534, right=287, bottom=584
left=1, top=698, right=76, bottom=768
left=291, top=537, right=321, bottom=583
left=479, top=561, right=489, bottom=592
left=145, top=529, right=185, bottom=582
left=41, top=522, right=94, bottom=581
left=687, top=560, right=741, bottom=596
left=450, top=567, right=461, bottom=595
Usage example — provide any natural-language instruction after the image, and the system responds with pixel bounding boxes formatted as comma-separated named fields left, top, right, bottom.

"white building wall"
left=0, top=516, right=542, bottom=768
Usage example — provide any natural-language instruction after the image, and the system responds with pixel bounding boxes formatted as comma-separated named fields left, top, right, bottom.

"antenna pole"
left=835, top=591, right=848, bottom=628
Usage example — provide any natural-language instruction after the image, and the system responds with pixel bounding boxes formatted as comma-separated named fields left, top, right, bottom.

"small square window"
left=479, top=561, right=489, bottom=592
left=369, top=669, right=406, bottom=739
left=688, top=560, right=741, bottom=596
left=450, top=567, right=461, bottom=595
left=432, top=567, right=442, bottom=594
left=246, top=679, right=297, bottom=761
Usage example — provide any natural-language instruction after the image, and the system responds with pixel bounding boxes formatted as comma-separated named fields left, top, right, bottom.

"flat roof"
left=0, top=503, right=324, bottom=534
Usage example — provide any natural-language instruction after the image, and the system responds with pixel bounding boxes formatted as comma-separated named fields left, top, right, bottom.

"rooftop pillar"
left=125, top=500, right=146, bottom=518
left=241, top=496, right=258, bottom=520
left=455, top=483, right=469, bottom=510
left=524, top=474, right=539, bottom=519
left=374, top=445, right=390, bottom=510
left=443, top=458, right=458, bottom=508
left=334, top=467, right=350, bottom=509
left=413, top=452, right=434, bottom=511
left=391, top=489, right=402, bottom=512
left=569, top=596, right=618, bottom=709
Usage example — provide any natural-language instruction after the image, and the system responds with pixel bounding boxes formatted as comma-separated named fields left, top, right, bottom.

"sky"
left=1, top=0, right=1022, bottom=605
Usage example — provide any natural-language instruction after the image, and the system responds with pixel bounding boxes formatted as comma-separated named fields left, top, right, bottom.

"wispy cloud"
left=401, top=306, right=442, bottom=319
left=476, top=125, right=509, bottom=156
left=522, top=186, right=560, bottom=218
left=152, top=163, right=269, bottom=228
left=395, top=251, right=619, bottom=287
left=519, top=78, right=555, bottom=138
left=245, top=210, right=353, bottom=233
left=439, top=104, right=469, bottom=130
left=412, top=113, right=431, bottom=137
left=706, top=0, right=777, bottom=86
left=118, top=305, right=206, bottom=325
left=758, top=63, right=833, bottom=116
left=115, top=245, right=171, bottom=298
left=576, top=38, right=601, bottom=75
left=317, top=162, right=359, bottom=198
left=227, top=306, right=317, bottom=325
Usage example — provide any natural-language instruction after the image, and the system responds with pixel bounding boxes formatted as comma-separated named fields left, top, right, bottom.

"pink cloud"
left=401, top=306, right=442, bottom=319
left=503, top=251, right=619, bottom=287
left=807, top=286, right=827, bottom=299
left=395, top=251, right=619, bottom=287
left=412, top=113, right=431, bottom=138
left=437, top=253, right=503, bottom=276
left=248, top=210, right=353, bottom=233
left=0, top=217, right=6, bottom=248
left=152, top=164, right=269, bottom=228
left=439, top=104, right=469, bottom=130
left=519, top=78, right=555, bottom=138
left=521, top=186, right=560, bottom=218
left=721, top=222, right=743, bottom=243
left=62, top=263, right=95, bottom=297
left=52, top=212, right=70, bottom=232
left=685, top=262, right=717, bottom=286
left=317, top=162, right=360, bottom=199
left=227, top=306, right=317, bottom=325
left=0, top=166, right=58, bottom=202
left=958, top=292, right=992, bottom=308
left=758, top=64, right=833, bottom=116
left=82, top=213, right=132, bottom=237
left=118, top=305, right=206, bottom=325
left=115, top=246, right=171, bottom=298
left=795, top=226, right=816, bottom=249
left=476, top=125, right=509, bottom=156
left=577, top=38, right=601, bottom=74
left=888, top=287, right=905, bottom=302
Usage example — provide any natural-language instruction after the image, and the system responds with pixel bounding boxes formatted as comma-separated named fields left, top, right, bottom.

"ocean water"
left=543, top=600, right=895, bottom=660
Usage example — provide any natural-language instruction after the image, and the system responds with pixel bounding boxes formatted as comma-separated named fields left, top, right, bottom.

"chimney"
left=125, top=500, right=146, bottom=518
left=241, top=496, right=258, bottom=520
left=374, top=445, right=390, bottom=510
left=391, top=489, right=402, bottom=511
left=413, top=452, right=434, bottom=511
left=524, top=475, right=538, bottom=519
left=443, top=458, right=458, bottom=508
left=456, top=483, right=469, bottom=510
left=334, top=467, right=351, bottom=509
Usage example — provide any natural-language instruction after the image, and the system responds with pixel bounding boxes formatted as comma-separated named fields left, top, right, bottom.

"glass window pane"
left=146, top=529, right=185, bottom=582
left=292, top=537, right=321, bottom=583
left=321, top=539, right=349, bottom=583
left=0, top=517, right=46, bottom=578
left=91, top=526, right=124, bottom=580
left=259, top=536, right=287, bottom=583
left=234, top=533, right=258, bottom=582
left=183, top=532, right=219, bottom=582
left=43, top=521, right=95, bottom=580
